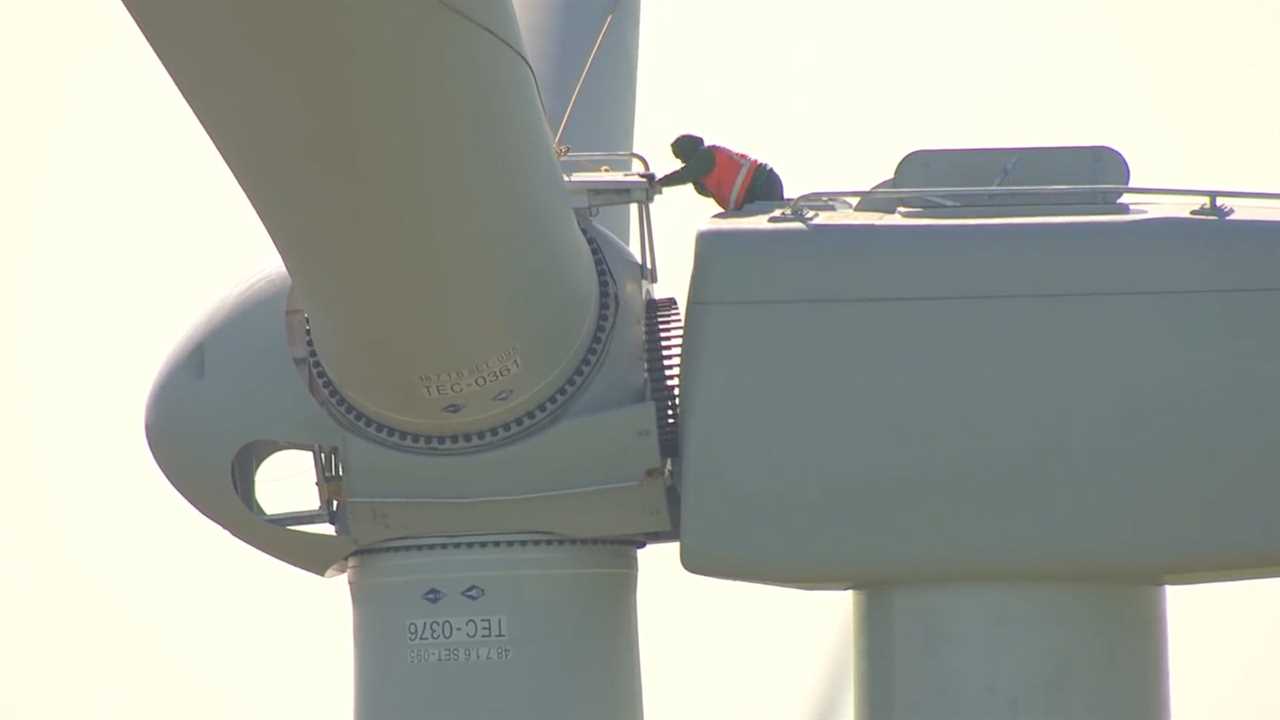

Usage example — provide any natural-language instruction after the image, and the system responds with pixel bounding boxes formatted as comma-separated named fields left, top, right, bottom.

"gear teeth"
left=299, top=233, right=618, bottom=454
left=644, top=297, right=683, bottom=459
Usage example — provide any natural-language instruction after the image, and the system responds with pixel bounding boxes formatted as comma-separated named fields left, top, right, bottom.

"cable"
left=553, top=3, right=619, bottom=151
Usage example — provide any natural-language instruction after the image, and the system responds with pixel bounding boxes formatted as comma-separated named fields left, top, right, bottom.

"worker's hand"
left=639, top=172, right=657, bottom=184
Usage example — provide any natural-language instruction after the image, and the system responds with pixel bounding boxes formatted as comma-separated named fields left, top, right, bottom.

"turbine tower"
left=129, top=2, right=1280, bottom=719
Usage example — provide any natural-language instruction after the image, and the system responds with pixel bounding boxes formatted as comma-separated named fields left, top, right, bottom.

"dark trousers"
left=744, top=165, right=785, bottom=204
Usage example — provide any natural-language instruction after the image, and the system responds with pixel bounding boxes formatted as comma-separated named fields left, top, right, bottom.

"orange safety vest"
left=699, top=145, right=761, bottom=210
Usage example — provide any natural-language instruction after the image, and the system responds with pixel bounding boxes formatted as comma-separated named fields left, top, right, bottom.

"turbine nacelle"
left=678, top=147, right=1280, bottom=588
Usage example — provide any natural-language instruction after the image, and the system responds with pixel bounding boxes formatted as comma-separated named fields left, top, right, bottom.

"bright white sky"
left=5, top=1, right=1280, bottom=718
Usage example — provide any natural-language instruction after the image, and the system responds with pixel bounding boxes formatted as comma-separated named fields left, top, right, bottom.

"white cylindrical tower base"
left=347, top=537, right=642, bottom=720
left=854, top=583, right=1168, bottom=720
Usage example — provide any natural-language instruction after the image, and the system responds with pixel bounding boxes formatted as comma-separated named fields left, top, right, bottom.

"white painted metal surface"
left=854, top=584, right=1168, bottom=720
left=145, top=269, right=355, bottom=575
left=348, top=538, right=642, bottom=720
left=679, top=201, right=1280, bottom=587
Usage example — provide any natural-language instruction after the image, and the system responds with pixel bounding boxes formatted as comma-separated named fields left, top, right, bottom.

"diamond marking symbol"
left=421, top=588, right=446, bottom=604
left=461, top=585, right=486, bottom=601
left=491, top=390, right=514, bottom=403
left=442, top=403, right=465, bottom=414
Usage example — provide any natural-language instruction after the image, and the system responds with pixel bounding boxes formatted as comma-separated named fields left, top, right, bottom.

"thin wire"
left=436, top=0, right=549, bottom=125
left=553, top=5, right=617, bottom=151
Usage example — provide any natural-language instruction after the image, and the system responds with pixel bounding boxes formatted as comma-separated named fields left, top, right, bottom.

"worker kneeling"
left=656, top=134, right=784, bottom=210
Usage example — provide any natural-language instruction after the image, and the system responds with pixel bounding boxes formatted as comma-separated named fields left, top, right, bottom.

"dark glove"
left=639, top=172, right=657, bottom=184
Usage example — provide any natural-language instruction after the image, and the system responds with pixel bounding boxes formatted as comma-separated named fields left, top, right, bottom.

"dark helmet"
left=670, top=134, right=705, bottom=162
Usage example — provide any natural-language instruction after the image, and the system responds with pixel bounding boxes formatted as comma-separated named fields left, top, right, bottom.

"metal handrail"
left=640, top=201, right=657, bottom=283
left=560, top=151, right=651, bottom=173
left=559, top=151, right=659, bottom=282
left=786, top=185, right=1280, bottom=217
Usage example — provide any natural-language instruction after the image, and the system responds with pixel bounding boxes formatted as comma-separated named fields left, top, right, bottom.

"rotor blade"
left=123, top=0, right=600, bottom=435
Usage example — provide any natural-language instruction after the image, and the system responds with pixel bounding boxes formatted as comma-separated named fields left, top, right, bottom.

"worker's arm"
left=656, top=148, right=715, bottom=187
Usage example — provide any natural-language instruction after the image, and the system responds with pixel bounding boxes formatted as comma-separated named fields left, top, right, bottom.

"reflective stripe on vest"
left=701, top=146, right=760, bottom=210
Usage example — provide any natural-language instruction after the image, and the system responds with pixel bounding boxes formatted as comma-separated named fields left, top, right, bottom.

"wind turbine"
left=126, top=1, right=1280, bottom=719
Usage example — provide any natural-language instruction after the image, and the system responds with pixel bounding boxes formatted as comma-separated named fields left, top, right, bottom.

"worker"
left=653, top=134, right=784, bottom=210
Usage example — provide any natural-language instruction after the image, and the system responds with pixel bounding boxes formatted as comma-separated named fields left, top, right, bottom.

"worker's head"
left=671, top=134, right=705, bottom=163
